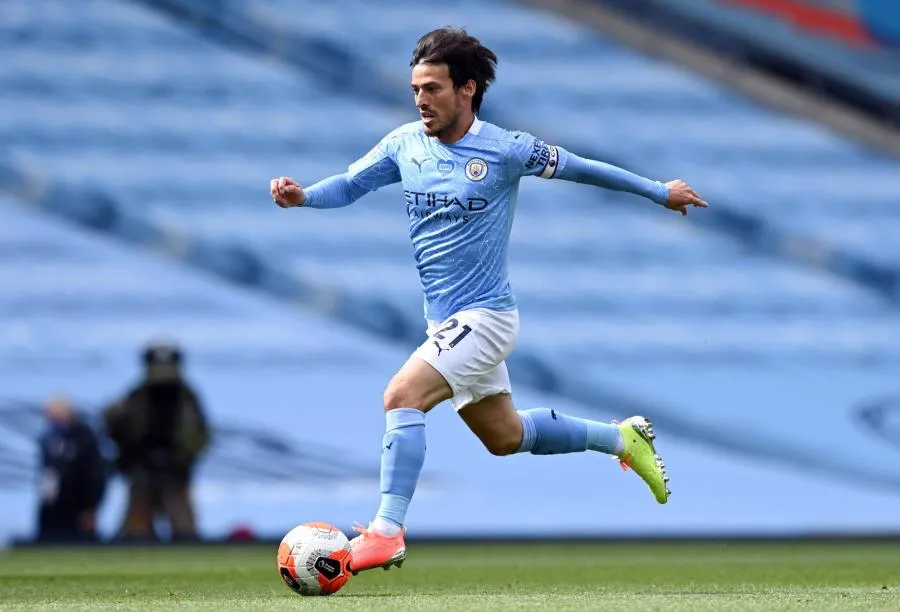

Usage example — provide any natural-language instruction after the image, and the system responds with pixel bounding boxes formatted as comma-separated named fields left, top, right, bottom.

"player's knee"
left=483, top=434, right=521, bottom=457
left=383, top=380, right=426, bottom=411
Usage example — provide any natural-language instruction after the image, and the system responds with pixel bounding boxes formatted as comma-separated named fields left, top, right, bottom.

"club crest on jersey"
left=465, top=158, right=488, bottom=182
left=437, top=159, right=455, bottom=176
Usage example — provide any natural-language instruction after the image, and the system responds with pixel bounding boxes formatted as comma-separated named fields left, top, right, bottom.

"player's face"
left=411, top=62, right=474, bottom=138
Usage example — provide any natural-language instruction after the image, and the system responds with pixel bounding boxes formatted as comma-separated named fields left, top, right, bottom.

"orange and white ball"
left=276, top=522, right=352, bottom=596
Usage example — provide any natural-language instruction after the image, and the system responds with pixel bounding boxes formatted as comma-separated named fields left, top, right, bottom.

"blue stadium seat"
left=2, top=0, right=899, bottom=367
left=3, top=0, right=900, bottom=542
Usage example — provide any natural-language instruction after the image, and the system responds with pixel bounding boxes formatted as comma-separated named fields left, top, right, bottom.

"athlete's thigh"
left=457, top=391, right=524, bottom=455
left=385, top=353, right=453, bottom=412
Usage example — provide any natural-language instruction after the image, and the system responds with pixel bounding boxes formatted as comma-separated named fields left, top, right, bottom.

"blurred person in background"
left=37, top=396, right=107, bottom=542
left=103, top=342, right=211, bottom=541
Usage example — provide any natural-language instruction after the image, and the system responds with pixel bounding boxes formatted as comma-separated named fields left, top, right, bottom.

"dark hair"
left=410, top=27, right=497, bottom=114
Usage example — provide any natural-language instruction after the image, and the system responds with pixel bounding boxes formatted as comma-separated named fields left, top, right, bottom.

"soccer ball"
left=276, top=522, right=352, bottom=596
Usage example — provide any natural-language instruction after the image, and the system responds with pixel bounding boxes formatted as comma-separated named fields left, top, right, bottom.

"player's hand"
left=270, top=176, right=306, bottom=208
left=664, top=179, right=707, bottom=216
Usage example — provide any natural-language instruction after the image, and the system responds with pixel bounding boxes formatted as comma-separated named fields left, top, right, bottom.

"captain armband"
left=537, top=145, right=560, bottom=179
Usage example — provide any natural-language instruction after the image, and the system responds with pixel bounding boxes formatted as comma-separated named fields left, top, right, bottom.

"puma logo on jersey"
left=410, top=157, right=426, bottom=172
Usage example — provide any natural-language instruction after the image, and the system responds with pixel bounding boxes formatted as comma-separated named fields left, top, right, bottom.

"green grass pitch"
left=1, top=541, right=898, bottom=611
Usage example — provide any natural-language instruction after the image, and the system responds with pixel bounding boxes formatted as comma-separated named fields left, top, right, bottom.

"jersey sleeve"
left=304, top=131, right=403, bottom=209
left=505, top=131, right=668, bottom=205
left=506, top=131, right=566, bottom=180
left=346, top=134, right=402, bottom=191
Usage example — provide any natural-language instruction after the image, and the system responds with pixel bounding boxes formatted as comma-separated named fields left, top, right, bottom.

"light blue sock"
left=516, top=408, right=622, bottom=455
left=374, top=408, right=426, bottom=531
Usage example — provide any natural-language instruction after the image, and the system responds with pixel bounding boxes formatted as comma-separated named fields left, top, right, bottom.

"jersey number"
left=433, top=318, right=472, bottom=348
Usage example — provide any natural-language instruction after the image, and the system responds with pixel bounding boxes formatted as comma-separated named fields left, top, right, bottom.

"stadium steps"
left=129, top=0, right=900, bottom=306
left=2, top=0, right=900, bottom=491
left=585, top=0, right=900, bottom=125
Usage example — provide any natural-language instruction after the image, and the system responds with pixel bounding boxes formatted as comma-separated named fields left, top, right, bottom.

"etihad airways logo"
left=404, top=190, right=489, bottom=224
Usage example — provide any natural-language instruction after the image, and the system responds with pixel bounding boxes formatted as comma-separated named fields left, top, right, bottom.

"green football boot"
left=616, top=416, right=670, bottom=504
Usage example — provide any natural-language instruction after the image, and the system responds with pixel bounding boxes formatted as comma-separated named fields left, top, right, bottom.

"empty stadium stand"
left=3, top=198, right=900, bottom=543
left=588, top=0, right=900, bottom=124
left=1, top=0, right=899, bottom=541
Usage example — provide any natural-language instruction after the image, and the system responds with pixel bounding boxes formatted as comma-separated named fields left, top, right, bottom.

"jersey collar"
left=430, top=115, right=483, bottom=145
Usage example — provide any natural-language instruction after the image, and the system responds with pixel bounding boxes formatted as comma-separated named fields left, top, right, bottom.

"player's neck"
left=436, top=112, right=476, bottom=145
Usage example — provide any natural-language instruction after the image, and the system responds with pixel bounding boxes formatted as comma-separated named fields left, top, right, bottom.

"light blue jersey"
left=304, top=118, right=669, bottom=322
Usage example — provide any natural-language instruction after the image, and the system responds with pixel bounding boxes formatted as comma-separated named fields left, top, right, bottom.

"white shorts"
left=413, top=307, right=519, bottom=411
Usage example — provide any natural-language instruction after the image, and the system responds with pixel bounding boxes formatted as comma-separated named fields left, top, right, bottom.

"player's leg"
left=374, top=306, right=519, bottom=533
left=350, top=308, right=517, bottom=574
left=374, top=355, right=451, bottom=534
left=348, top=354, right=451, bottom=574
left=458, top=388, right=621, bottom=456
left=457, top=380, right=670, bottom=504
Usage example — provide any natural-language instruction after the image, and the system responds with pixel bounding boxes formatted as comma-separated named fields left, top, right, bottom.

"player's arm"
left=270, top=140, right=401, bottom=209
left=270, top=172, right=378, bottom=209
left=556, top=153, right=707, bottom=216
left=511, top=134, right=707, bottom=216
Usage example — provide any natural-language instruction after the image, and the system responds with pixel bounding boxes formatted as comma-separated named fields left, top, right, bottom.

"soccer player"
left=270, top=27, right=707, bottom=574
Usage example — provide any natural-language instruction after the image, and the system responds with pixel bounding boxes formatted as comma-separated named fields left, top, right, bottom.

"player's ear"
left=463, top=79, right=476, bottom=98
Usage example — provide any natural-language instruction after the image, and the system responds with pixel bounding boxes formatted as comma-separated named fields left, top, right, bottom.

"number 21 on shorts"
left=433, top=318, right=472, bottom=350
